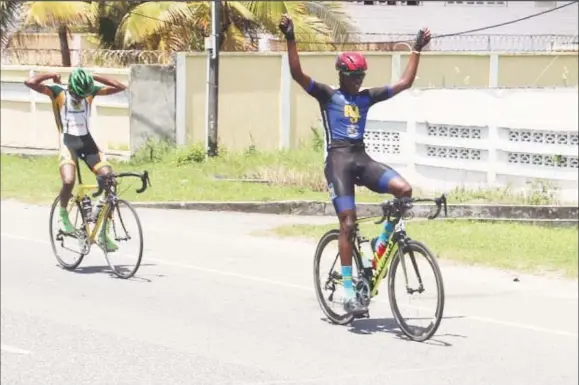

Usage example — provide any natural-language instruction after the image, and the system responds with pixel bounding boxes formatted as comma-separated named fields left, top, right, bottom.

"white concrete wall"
left=2, top=65, right=578, bottom=203
left=361, top=87, right=579, bottom=202
left=0, top=66, right=130, bottom=153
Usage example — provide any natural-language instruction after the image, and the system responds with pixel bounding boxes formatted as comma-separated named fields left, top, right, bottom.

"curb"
left=1, top=145, right=130, bottom=160
left=131, top=200, right=579, bottom=222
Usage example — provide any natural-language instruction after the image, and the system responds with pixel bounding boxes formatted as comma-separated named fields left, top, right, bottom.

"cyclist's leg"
left=325, top=150, right=366, bottom=313
left=358, top=154, right=411, bottom=257
left=82, top=136, right=112, bottom=178
left=358, top=153, right=412, bottom=198
left=82, top=136, right=117, bottom=251
left=58, top=141, right=78, bottom=233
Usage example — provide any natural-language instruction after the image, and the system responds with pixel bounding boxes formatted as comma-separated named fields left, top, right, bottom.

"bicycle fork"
left=397, top=239, right=425, bottom=295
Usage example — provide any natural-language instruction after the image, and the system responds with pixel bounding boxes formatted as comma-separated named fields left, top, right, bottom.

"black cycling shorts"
left=325, top=142, right=402, bottom=214
left=59, top=133, right=110, bottom=173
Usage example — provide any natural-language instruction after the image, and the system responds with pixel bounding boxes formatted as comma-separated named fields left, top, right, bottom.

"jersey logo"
left=344, top=103, right=360, bottom=124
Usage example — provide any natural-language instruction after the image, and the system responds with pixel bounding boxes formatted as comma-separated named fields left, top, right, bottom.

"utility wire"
left=433, top=0, right=578, bottom=39
left=95, top=0, right=578, bottom=42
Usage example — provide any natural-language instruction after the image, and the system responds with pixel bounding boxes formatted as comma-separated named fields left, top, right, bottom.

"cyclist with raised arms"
left=279, top=15, right=431, bottom=315
left=25, top=68, right=126, bottom=252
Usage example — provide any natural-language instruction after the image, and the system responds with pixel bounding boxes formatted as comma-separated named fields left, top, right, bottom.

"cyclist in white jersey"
left=25, top=68, right=126, bottom=251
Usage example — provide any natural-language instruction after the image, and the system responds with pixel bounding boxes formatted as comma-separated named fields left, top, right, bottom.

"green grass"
left=0, top=138, right=564, bottom=206
left=3, top=139, right=576, bottom=278
left=268, top=220, right=579, bottom=279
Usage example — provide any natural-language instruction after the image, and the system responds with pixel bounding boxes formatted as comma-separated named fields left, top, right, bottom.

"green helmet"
left=68, top=67, right=94, bottom=97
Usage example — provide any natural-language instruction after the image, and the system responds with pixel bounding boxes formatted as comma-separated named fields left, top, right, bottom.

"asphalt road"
left=1, top=200, right=577, bottom=385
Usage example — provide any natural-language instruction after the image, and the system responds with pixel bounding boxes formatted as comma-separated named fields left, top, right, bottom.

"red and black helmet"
left=335, top=52, right=368, bottom=75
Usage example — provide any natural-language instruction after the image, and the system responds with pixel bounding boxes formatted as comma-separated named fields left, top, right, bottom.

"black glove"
left=413, top=28, right=431, bottom=52
left=279, top=15, right=295, bottom=41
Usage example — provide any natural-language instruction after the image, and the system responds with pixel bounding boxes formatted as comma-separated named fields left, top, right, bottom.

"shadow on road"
left=56, top=263, right=160, bottom=282
left=343, top=315, right=468, bottom=346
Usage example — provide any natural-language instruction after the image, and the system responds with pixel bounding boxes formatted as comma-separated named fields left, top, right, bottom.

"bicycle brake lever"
left=427, top=198, right=442, bottom=220
left=374, top=202, right=388, bottom=224
left=92, top=175, right=106, bottom=198
left=374, top=213, right=386, bottom=225
left=143, top=171, right=151, bottom=187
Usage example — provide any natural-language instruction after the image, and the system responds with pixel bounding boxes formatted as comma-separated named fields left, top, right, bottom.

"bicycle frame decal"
left=370, top=225, right=400, bottom=297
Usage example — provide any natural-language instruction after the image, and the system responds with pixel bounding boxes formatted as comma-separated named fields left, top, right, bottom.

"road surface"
left=1, top=200, right=577, bottom=385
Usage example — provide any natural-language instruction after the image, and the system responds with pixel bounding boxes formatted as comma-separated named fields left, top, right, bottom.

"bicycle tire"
left=387, top=240, right=445, bottom=342
left=313, top=229, right=363, bottom=325
left=48, top=195, right=87, bottom=270
left=101, top=199, right=144, bottom=279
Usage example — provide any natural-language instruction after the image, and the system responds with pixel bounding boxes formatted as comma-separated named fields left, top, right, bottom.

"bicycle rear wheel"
left=387, top=240, right=445, bottom=342
left=49, top=195, right=88, bottom=270
left=313, top=229, right=364, bottom=325
left=101, top=199, right=144, bottom=279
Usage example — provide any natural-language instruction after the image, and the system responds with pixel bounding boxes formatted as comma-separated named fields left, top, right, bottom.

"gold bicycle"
left=48, top=162, right=151, bottom=279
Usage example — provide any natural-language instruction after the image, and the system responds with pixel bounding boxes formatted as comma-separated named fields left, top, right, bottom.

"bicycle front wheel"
left=387, top=240, right=445, bottom=342
left=100, top=199, right=144, bottom=279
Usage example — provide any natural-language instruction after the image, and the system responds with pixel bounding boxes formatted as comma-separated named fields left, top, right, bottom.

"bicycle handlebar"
left=91, top=171, right=151, bottom=198
left=373, top=193, right=448, bottom=225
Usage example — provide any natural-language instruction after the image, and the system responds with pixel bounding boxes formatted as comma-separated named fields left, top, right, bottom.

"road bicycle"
left=313, top=194, right=448, bottom=342
left=49, top=161, right=151, bottom=279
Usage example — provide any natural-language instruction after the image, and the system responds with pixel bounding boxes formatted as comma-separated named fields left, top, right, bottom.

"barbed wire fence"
left=1, top=33, right=576, bottom=67
left=0, top=48, right=177, bottom=68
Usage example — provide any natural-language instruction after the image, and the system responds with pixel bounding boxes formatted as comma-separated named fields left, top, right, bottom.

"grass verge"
left=0, top=138, right=564, bottom=205
left=267, top=220, right=578, bottom=279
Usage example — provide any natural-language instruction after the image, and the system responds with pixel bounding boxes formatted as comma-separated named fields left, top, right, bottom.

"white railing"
left=360, top=88, right=579, bottom=202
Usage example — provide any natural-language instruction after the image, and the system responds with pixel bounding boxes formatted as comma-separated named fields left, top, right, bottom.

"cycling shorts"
left=59, top=133, right=110, bottom=173
left=325, top=141, right=402, bottom=214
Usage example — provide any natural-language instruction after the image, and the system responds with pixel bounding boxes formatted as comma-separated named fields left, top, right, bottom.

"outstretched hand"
left=413, top=27, right=431, bottom=52
left=279, top=14, right=295, bottom=41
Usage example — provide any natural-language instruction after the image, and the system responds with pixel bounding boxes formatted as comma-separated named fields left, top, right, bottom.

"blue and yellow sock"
left=342, top=265, right=354, bottom=299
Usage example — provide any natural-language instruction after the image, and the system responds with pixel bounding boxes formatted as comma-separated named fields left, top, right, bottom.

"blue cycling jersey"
left=305, top=79, right=393, bottom=147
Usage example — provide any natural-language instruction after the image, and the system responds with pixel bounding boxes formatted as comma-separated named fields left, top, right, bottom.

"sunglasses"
left=341, top=70, right=366, bottom=78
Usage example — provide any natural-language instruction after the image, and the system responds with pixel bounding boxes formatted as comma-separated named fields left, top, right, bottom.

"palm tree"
left=0, top=0, right=25, bottom=50
left=103, top=1, right=358, bottom=52
left=7, top=1, right=357, bottom=66
left=86, top=0, right=160, bottom=49
left=242, top=1, right=357, bottom=50
left=103, top=1, right=260, bottom=51
left=21, top=1, right=92, bottom=66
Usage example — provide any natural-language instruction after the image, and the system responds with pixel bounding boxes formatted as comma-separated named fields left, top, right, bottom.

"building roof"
left=344, top=1, right=578, bottom=51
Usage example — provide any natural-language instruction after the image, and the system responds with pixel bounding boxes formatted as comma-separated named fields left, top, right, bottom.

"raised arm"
left=278, top=15, right=335, bottom=104
left=92, top=74, right=126, bottom=96
left=24, top=72, right=61, bottom=97
left=389, top=28, right=431, bottom=97
left=279, top=14, right=311, bottom=91
left=366, top=28, right=432, bottom=105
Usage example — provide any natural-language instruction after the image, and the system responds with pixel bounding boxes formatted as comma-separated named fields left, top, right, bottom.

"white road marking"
left=1, top=344, right=31, bottom=355
left=2, top=232, right=578, bottom=339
